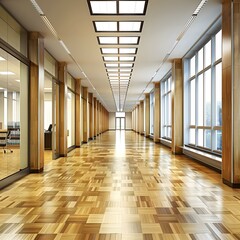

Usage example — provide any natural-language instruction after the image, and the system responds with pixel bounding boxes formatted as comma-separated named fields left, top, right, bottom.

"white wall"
left=109, top=112, right=115, bottom=130
left=125, top=112, right=132, bottom=130
left=108, top=112, right=132, bottom=130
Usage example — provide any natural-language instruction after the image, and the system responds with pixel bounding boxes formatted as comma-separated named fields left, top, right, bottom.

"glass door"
left=115, top=117, right=125, bottom=130
left=120, top=118, right=125, bottom=130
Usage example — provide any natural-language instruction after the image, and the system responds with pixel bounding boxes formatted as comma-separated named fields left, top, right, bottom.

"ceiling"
left=0, top=0, right=222, bottom=112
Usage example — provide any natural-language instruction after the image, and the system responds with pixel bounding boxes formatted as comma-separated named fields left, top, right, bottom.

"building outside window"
left=187, top=29, right=222, bottom=154
left=149, top=90, right=154, bottom=135
left=161, top=74, right=172, bottom=140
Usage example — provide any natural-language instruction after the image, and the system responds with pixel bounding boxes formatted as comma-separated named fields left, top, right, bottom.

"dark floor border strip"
left=0, top=168, right=30, bottom=190
left=223, top=179, right=240, bottom=188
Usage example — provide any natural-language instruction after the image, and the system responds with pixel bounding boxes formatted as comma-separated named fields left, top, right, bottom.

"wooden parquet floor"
left=1, top=131, right=240, bottom=240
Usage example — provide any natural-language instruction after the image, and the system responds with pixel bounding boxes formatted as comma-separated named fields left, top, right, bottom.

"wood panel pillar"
left=89, top=93, right=94, bottom=140
left=75, top=78, right=81, bottom=147
left=222, top=0, right=240, bottom=187
left=29, top=32, right=44, bottom=172
left=58, top=62, right=68, bottom=156
left=136, top=104, right=139, bottom=133
left=94, top=97, right=97, bottom=137
left=145, top=93, right=150, bottom=138
left=83, top=87, right=89, bottom=143
left=172, top=59, right=183, bottom=154
left=154, top=82, right=160, bottom=142
left=140, top=100, right=144, bottom=135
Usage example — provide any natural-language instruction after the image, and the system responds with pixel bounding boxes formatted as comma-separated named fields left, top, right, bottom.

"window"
left=161, top=75, right=172, bottom=140
left=150, top=90, right=154, bottom=135
left=187, top=30, right=222, bottom=154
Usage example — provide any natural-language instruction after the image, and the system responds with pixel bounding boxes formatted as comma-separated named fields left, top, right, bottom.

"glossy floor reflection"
left=0, top=131, right=240, bottom=240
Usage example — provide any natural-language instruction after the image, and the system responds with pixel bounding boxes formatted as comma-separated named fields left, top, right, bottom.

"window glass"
left=190, top=80, right=195, bottom=125
left=216, top=63, right=222, bottom=126
left=161, top=76, right=172, bottom=140
left=204, top=69, right=211, bottom=126
left=204, top=40, right=211, bottom=68
left=198, top=48, right=203, bottom=72
left=187, top=29, right=222, bottom=154
left=215, top=30, right=222, bottom=61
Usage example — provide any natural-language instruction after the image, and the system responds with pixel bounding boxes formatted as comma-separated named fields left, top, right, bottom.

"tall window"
left=161, top=75, right=172, bottom=140
left=187, top=30, right=222, bottom=154
left=150, top=90, right=154, bottom=135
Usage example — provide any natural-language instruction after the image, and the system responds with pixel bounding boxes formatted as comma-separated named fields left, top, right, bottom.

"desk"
left=44, top=131, right=52, bottom=150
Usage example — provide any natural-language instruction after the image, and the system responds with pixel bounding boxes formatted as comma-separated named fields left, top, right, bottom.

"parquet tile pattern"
left=1, top=131, right=240, bottom=240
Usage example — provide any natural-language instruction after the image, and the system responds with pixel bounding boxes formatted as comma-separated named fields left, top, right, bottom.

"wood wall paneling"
left=29, top=32, right=44, bottom=172
left=58, top=62, right=68, bottom=156
left=83, top=87, right=89, bottom=143
left=145, top=93, right=150, bottom=138
left=154, top=82, right=160, bottom=142
left=172, top=59, right=183, bottom=154
left=75, top=78, right=81, bottom=147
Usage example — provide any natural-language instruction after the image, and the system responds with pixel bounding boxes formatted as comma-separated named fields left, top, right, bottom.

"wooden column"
left=59, top=62, right=68, bottom=156
left=140, top=100, right=144, bottom=135
left=145, top=93, right=150, bottom=138
left=75, top=78, right=81, bottom=147
left=96, top=100, right=99, bottom=135
left=222, top=0, right=240, bottom=187
left=154, top=82, right=160, bottom=142
left=89, top=93, right=94, bottom=140
left=94, top=97, right=97, bottom=137
left=99, top=103, right=102, bottom=134
left=83, top=87, right=89, bottom=143
left=29, top=32, right=44, bottom=172
left=137, top=105, right=139, bottom=133
left=172, top=59, right=183, bottom=154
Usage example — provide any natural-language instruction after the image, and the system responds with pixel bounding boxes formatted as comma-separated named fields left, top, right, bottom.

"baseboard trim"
left=223, top=179, right=240, bottom=188
left=0, top=168, right=30, bottom=190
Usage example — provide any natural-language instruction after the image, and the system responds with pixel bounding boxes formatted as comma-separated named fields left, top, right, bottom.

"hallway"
left=0, top=131, right=240, bottom=240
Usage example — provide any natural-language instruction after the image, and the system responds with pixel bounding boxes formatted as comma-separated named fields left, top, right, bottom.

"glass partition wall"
left=0, top=48, right=28, bottom=180
left=0, top=5, right=29, bottom=186
left=44, top=51, right=60, bottom=162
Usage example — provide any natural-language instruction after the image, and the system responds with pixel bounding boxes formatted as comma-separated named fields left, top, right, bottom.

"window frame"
left=186, top=29, right=222, bottom=156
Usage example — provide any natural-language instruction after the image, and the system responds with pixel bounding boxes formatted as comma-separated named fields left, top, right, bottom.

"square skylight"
left=109, top=77, right=119, bottom=80
left=105, top=63, right=119, bottom=67
left=119, top=68, right=132, bottom=72
left=89, top=1, right=117, bottom=14
left=108, top=73, right=119, bottom=77
left=119, top=56, right=135, bottom=61
left=119, top=36, right=139, bottom=44
left=119, top=21, right=142, bottom=31
left=101, top=48, right=118, bottom=54
left=120, top=63, right=133, bottom=67
left=88, top=0, right=147, bottom=15
left=94, top=21, right=117, bottom=31
left=119, top=1, right=146, bottom=14
left=103, top=56, right=118, bottom=61
left=106, top=68, right=119, bottom=72
left=98, top=36, right=118, bottom=44
left=119, top=77, right=130, bottom=80
left=120, top=73, right=131, bottom=77
left=119, top=48, right=137, bottom=54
